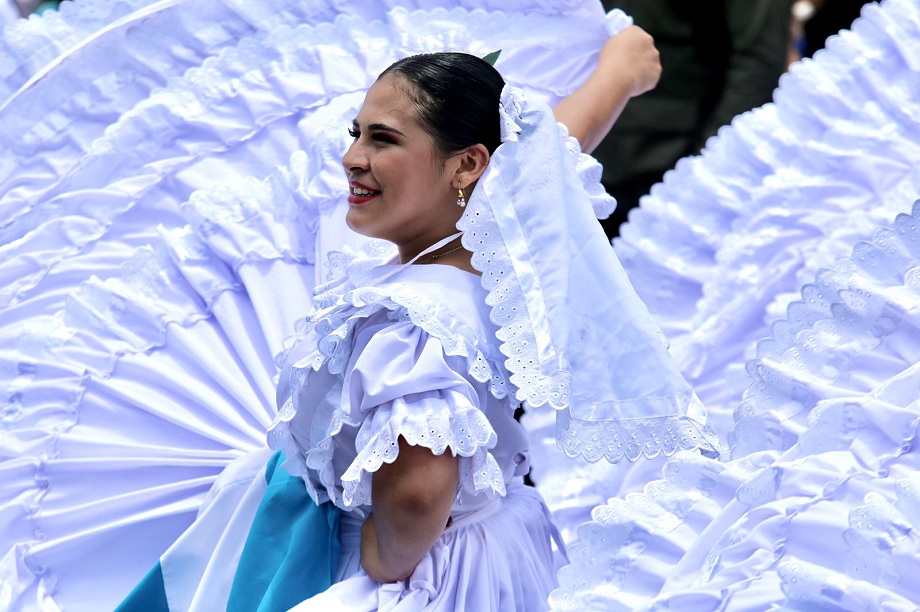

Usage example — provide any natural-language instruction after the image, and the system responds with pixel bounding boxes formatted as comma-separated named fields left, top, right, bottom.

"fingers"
left=600, top=25, right=662, bottom=98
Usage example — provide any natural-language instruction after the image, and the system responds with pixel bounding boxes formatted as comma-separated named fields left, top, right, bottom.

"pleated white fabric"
left=0, top=1, right=616, bottom=609
left=525, top=0, right=920, bottom=544
left=552, top=200, right=920, bottom=610
left=549, top=1, right=920, bottom=608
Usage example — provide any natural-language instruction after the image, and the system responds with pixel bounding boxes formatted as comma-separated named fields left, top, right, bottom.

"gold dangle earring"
left=457, top=186, right=466, bottom=207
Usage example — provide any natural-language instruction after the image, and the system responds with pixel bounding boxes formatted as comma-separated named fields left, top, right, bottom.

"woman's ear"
left=453, top=143, right=490, bottom=190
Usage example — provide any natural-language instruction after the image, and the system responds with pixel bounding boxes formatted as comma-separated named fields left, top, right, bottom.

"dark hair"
left=379, top=52, right=505, bottom=156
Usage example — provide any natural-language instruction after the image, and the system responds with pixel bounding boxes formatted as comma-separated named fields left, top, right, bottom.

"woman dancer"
left=110, top=30, right=708, bottom=607
left=0, top=5, right=663, bottom=609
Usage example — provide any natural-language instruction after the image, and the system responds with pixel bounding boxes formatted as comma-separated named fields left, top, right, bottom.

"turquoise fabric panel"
left=114, top=561, right=170, bottom=612
left=227, top=451, right=341, bottom=612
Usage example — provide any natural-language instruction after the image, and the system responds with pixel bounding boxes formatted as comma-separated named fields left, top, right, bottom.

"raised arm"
left=554, top=25, right=661, bottom=154
left=360, top=438, right=459, bottom=583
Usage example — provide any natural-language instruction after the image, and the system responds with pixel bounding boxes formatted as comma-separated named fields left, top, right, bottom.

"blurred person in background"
left=594, top=0, right=791, bottom=238
left=790, top=0, right=875, bottom=60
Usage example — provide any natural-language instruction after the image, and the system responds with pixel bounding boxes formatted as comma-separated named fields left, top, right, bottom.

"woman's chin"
left=344, top=210, right=384, bottom=240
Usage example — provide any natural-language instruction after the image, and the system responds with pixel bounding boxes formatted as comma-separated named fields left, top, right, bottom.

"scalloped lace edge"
left=306, top=272, right=510, bottom=399
left=615, top=0, right=920, bottom=335
left=733, top=200, right=920, bottom=455
left=340, top=409, right=505, bottom=507
left=458, top=94, right=718, bottom=462
left=557, top=410, right=721, bottom=464
left=268, top=275, right=515, bottom=508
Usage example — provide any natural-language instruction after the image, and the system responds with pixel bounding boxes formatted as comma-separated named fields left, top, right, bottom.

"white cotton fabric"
left=295, top=483, right=557, bottom=611
left=269, top=262, right=559, bottom=609
left=460, top=85, right=719, bottom=463
left=0, top=1, right=615, bottom=608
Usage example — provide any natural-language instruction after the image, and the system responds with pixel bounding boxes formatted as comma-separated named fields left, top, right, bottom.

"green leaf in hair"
left=481, top=50, right=501, bottom=66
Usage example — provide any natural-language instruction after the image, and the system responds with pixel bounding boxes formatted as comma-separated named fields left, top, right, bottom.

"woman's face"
left=342, top=75, right=462, bottom=257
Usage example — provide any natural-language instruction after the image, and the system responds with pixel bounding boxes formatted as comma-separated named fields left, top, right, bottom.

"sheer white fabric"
left=461, top=86, right=718, bottom=462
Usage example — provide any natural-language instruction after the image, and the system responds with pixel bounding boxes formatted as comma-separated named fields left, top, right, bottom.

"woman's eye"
left=372, top=134, right=395, bottom=144
left=348, top=127, right=359, bottom=139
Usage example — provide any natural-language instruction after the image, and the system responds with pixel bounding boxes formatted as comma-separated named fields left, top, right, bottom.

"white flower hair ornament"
left=458, top=85, right=720, bottom=463
left=498, top=86, right=524, bottom=143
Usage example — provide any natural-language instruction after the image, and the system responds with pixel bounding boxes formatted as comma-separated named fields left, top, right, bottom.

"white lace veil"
left=458, top=86, right=720, bottom=463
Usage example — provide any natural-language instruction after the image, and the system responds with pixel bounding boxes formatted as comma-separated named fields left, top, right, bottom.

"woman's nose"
left=342, top=141, right=367, bottom=173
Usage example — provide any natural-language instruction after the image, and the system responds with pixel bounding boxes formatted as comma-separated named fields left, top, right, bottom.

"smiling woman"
left=104, top=41, right=685, bottom=610
left=0, top=1, right=673, bottom=606
left=5, top=1, right=920, bottom=610
left=341, top=54, right=499, bottom=268
left=273, top=53, right=563, bottom=609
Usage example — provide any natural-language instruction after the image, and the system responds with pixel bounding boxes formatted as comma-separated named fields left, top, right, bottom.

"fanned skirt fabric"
left=551, top=199, right=920, bottom=611
left=617, top=0, right=920, bottom=432
left=0, top=1, right=615, bottom=609
left=548, top=1, right=920, bottom=609
left=525, top=0, right=920, bottom=543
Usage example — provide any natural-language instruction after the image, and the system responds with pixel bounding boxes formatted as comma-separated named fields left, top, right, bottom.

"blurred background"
left=594, top=0, right=874, bottom=239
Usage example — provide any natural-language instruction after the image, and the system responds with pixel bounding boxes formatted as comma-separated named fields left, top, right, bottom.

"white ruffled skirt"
left=5, top=0, right=920, bottom=609
left=0, top=0, right=614, bottom=609
left=297, top=482, right=559, bottom=611
left=547, top=1, right=920, bottom=609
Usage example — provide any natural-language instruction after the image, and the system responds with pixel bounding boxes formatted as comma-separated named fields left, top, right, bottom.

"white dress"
left=125, top=258, right=561, bottom=611
left=0, top=1, right=617, bottom=609
left=275, top=261, right=560, bottom=610
left=8, top=0, right=920, bottom=610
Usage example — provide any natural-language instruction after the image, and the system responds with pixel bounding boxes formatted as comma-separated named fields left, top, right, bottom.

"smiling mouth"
left=348, top=183, right=381, bottom=204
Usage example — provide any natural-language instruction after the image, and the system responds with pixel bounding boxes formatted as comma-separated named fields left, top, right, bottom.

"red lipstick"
left=348, top=181, right=381, bottom=205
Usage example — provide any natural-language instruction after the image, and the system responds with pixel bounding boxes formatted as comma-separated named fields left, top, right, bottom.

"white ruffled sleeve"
left=339, top=317, right=506, bottom=508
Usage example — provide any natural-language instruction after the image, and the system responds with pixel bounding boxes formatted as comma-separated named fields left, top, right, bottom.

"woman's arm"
left=361, top=437, right=459, bottom=583
left=554, top=25, right=662, bottom=154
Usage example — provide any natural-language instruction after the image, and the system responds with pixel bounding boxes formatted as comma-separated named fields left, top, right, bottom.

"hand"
left=553, top=25, right=662, bottom=152
left=597, top=25, right=661, bottom=98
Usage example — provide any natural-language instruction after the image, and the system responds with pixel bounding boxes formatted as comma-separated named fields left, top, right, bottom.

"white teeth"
left=353, top=187, right=379, bottom=196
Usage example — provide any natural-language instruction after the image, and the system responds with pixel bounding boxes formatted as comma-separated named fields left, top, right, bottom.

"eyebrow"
left=351, top=119, right=405, bottom=136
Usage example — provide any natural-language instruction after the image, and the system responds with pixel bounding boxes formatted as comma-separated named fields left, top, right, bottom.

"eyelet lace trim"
left=458, top=87, right=566, bottom=412
left=340, top=403, right=504, bottom=507
left=459, top=87, right=718, bottom=463
left=556, top=404, right=718, bottom=463
left=308, top=263, right=510, bottom=398
left=733, top=199, right=920, bottom=458
left=268, top=260, right=514, bottom=507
